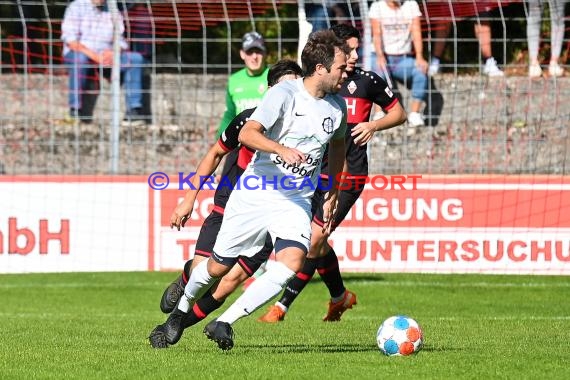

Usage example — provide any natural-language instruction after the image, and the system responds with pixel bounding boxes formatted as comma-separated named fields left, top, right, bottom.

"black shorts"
left=311, top=178, right=364, bottom=232
left=195, top=210, right=273, bottom=276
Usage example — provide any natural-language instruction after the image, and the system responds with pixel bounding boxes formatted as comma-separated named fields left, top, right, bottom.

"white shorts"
left=213, top=189, right=312, bottom=259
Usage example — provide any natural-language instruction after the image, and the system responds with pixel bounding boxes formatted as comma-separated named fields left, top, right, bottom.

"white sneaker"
left=529, top=63, right=542, bottom=78
left=407, top=112, right=425, bottom=128
left=549, top=62, right=564, bottom=77
left=428, top=60, right=440, bottom=76
left=483, top=57, right=504, bottom=77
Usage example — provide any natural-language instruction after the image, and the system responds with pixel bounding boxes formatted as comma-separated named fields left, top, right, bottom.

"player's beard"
left=328, top=80, right=343, bottom=94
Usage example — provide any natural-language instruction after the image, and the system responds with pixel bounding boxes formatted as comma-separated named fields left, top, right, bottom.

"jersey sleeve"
left=218, top=108, right=255, bottom=151
left=216, top=87, right=237, bottom=138
left=248, top=84, right=289, bottom=131
left=367, top=70, right=399, bottom=111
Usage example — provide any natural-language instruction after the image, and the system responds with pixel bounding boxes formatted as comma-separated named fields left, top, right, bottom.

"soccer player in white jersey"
left=157, top=30, right=350, bottom=350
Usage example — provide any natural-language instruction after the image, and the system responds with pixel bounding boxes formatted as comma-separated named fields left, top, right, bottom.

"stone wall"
left=1, top=73, right=569, bottom=175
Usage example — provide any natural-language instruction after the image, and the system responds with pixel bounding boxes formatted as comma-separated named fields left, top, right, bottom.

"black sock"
left=183, top=289, right=224, bottom=328
left=182, top=259, right=193, bottom=284
left=278, top=257, right=319, bottom=309
left=317, top=248, right=345, bottom=299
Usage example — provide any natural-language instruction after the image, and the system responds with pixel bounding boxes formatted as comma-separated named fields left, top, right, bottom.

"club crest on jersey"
left=347, top=80, right=357, bottom=94
left=322, top=117, right=334, bottom=134
left=258, top=83, right=266, bottom=94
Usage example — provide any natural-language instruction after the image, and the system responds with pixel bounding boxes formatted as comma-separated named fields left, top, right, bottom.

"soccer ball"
left=376, top=315, right=423, bottom=356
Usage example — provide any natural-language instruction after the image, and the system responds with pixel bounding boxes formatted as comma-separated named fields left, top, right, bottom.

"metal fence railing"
left=1, top=1, right=569, bottom=175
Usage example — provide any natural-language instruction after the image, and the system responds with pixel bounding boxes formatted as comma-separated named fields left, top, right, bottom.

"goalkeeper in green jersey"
left=216, top=31, right=269, bottom=138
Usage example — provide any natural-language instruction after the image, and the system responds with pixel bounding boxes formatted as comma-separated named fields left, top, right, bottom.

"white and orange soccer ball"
left=376, top=315, right=424, bottom=356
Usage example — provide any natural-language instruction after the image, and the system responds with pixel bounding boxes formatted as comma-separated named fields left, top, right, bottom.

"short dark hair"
left=301, top=30, right=350, bottom=76
left=267, top=59, right=303, bottom=86
left=330, top=23, right=361, bottom=42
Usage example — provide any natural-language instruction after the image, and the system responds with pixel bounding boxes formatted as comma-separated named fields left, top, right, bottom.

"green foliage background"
left=0, top=2, right=543, bottom=73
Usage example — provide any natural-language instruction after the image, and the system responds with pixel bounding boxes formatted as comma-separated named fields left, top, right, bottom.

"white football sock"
left=177, top=259, right=217, bottom=313
left=217, top=261, right=295, bottom=325
left=275, top=301, right=288, bottom=312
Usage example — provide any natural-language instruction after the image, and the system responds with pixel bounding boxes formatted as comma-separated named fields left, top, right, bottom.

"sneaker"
left=483, top=57, right=504, bottom=77
left=322, top=290, right=357, bottom=322
left=122, top=108, right=146, bottom=126
left=162, top=308, right=188, bottom=345
left=160, top=274, right=186, bottom=313
left=65, top=108, right=93, bottom=124
left=529, top=63, right=543, bottom=78
left=407, top=112, right=425, bottom=128
left=428, top=59, right=440, bottom=76
left=203, top=320, right=234, bottom=351
left=148, top=325, right=169, bottom=348
left=257, top=305, right=286, bottom=323
left=549, top=62, right=564, bottom=77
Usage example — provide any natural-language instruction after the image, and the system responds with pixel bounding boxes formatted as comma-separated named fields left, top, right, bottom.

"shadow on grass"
left=241, top=342, right=379, bottom=353
left=236, top=343, right=459, bottom=354
left=309, top=274, right=387, bottom=284
left=420, top=345, right=460, bottom=353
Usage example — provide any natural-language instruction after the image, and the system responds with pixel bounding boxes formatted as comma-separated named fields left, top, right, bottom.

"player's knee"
left=207, top=257, right=232, bottom=277
left=274, top=238, right=307, bottom=271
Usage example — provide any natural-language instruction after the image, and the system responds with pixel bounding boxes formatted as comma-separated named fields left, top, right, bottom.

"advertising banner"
left=2, top=175, right=569, bottom=274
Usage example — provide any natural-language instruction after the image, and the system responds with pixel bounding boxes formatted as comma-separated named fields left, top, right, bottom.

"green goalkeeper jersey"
left=216, top=66, right=269, bottom=137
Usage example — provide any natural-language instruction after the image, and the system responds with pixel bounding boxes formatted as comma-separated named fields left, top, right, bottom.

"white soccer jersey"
left=244, top=77, right=347, bottom=200
left=214, top=78, right=347, bottom=258
left=368, top=0, right=422, bottom=56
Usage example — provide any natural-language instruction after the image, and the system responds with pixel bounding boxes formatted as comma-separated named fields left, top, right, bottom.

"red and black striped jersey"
left=214, top=107, right=255, bottom=210
left=322, top=68, right=399, bottom=177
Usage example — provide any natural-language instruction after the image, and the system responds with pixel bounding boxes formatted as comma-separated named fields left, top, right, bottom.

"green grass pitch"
left=1, top=272, right=569, bottom=379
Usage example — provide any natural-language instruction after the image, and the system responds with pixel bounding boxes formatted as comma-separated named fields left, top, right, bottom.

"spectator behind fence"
left=305, top=0, right=349, bottom=32
left=216, top=31, right=269, bottom=137
left=369, top=0, right=428, bottom=128
left=123, top=2, right=153, bottom=122
left=298, top=1, right=351, bottom=66
left=427, top=2, right=504, bottom=77
left=526, top=0, right=567, bottom=78
left=61, top=0, right=145, bottom=125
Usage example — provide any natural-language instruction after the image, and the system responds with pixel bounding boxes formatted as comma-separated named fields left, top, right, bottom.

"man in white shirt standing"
left=61, top=0, right=145, bottom=125
left=155, top=30, right=350, bottom=351
left=369, top=0, right=428, bottom=128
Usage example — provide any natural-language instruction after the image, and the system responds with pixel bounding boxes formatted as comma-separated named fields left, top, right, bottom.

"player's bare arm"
left=351, top=101, right=407, bottom=146
left=322, top=136, right=345, bottom=234
left=170, top=142, right=229, bottom=230
left=239, top=120, right=306, bottom=165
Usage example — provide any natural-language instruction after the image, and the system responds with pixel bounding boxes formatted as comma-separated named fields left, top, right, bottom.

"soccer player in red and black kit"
left=149, top=60, right=303, bottom=348
left=258, top=23, right=407, bottom=323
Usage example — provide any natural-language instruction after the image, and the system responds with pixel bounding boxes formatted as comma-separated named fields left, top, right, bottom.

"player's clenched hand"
left=276, top=146, right=306, bottom=166
left=170, top=203, right=192, bottom=231
left=351, top=122, right=375, bottom=146
left=321, top=191, right=339, bottom=235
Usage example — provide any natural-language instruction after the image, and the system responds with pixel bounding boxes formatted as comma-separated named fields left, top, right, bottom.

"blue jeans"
left=371, top=53, right=427, bottom=103
left=64, top=50, right=144, bottom=111
left=306, top=4, right=331, bottom=32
